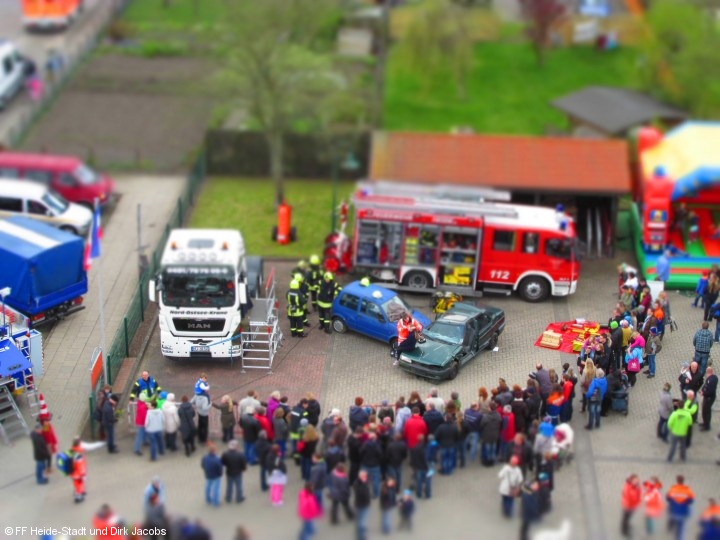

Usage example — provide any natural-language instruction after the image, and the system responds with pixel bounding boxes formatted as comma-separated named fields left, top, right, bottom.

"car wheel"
left=331, top=317, right=347, bottom=334
left=448, top=361, right=459, bottom=380
left=487, top=332, right=499, bottom=350
left=402, top=270, right=433, bottom=289
left=59, top=225, right=78, bottom=235
left=518, top=276, right=550, bottom=302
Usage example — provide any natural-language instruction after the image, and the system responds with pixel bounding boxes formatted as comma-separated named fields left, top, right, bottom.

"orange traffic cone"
left=39, top=393, right=50, bottom=420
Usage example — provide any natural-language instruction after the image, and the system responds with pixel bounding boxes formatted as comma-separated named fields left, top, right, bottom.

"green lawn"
left=190, top=178, right=356, bottom=258
left=385, top=42, right=639, bottom=134
left=122, top=0, right=229, bottom=31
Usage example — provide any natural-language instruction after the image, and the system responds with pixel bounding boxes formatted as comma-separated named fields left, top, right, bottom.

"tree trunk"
left=534, top=41, right=546, bottom=68
left=268, top=131, right=285, bottom=207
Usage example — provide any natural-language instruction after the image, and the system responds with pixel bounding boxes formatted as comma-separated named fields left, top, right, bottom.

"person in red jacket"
left=643, top=477, right=665, bottom=536
left=256, top=406, right=275, bottom=441
left=621, top=474, right=642, bottom=538
left=298, top=481, right=323, bottom=539
left=93, top=503, right=128, bottom=540
left=40, top=415, right=59, bottom=473
left=560, top=373, right=575, bottom=422
left=403, top=408, right=428, bottom=450
left=499, top=405, right=516, bottom=462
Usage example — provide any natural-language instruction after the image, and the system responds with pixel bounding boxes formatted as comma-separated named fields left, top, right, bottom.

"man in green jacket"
left=683, top=390, right=699, bottom=449
left=667, top=405, right=693, bottom=462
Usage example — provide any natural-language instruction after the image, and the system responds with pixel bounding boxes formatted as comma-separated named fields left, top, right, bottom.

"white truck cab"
left=149, top=229, right=265, bottom=359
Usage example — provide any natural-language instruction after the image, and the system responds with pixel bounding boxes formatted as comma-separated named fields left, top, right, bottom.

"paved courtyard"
left=3, top=251, right=720, bottom=540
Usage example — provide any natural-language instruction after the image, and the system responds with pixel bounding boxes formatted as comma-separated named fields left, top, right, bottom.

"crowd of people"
left=92, top=368, right=582, bottom=540
left=26, top=259, right=720, bottom=540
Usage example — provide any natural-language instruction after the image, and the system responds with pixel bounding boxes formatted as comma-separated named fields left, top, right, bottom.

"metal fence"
left=104, top=153, right=207, bottom=384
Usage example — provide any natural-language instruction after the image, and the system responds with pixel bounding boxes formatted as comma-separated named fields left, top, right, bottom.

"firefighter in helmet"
left=293, top=272, right=311, bottom=327
left=318, top=271, right=342, bottom=334
left=306, top=254, right=322, bottom=312
left=287, top=279, right=306, bottom=338
left=291, top=259, right=309, bottom=278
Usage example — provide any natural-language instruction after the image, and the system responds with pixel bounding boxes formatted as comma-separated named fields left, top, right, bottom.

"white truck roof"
left=161, top=229, right=245, bottom=267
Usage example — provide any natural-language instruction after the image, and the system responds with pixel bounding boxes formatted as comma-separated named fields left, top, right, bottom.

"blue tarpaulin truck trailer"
left=0, top=216, right=88, bottom=326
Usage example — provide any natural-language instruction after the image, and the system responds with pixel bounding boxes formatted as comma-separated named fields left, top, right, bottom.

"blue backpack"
left=56, top=451, right=74, bottom=475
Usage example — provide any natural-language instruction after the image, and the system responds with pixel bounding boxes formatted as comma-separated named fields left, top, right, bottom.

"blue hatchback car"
left=331, top=281, right=431, bottom=352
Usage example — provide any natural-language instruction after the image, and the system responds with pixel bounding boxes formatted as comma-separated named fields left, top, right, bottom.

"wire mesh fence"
left=105, top=153, right=206, bottom=384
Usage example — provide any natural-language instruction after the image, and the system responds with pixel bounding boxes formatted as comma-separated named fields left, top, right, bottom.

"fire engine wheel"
left=331, top=317, right=347, bottom=334
left=402, top=270, right=433, bottom=290
left=518, top=276, right=550, bottom=302
left=448, top=361, right=459, bottom=380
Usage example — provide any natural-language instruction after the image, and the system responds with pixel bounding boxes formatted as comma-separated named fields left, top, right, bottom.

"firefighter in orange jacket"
left=92, top=504, right=128, bottom=539
left=69, top=437, right=105, bottom=503
left=699, top=498, right=720, bottom=540
left=71, top=438, right=88, bottom=503
left=666, top=475, right=695, bottom=540
left=393, top=312, right=424, bottom=364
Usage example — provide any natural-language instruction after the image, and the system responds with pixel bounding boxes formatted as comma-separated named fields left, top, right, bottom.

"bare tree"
left=517, top=0, right=566, bottom=67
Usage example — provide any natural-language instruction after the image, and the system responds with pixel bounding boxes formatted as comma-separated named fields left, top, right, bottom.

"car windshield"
left=74, top=164, right=99, bottom=185
left=381, top=295, right=413, bottom=322
left=424, top=321, right=463, bottom=344
left=41, top=191, right=69, bottom=214
left=161, top=266, right=236, bottom=308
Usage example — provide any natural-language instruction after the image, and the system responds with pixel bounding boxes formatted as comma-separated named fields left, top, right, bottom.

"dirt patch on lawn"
left=21, top=54, right=216, bottom=172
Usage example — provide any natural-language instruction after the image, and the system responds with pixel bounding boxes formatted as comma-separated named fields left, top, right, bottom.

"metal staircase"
left=0, top=383, right=30, bottom=446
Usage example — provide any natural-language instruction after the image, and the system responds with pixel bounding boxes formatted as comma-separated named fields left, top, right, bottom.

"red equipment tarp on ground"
left=534, top=320, right=609, bottom=355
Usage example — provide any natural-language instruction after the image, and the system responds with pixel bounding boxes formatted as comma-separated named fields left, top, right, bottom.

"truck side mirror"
left=148, top=279, right=156, bottom=303
left=238, top=282, right=248, bottom=305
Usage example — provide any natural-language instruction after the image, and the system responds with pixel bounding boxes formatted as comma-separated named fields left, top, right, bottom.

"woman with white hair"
left=162, top=393, right=180, bottom=452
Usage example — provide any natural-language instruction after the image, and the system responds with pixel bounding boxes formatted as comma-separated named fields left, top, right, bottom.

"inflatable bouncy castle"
left=633, top=122, right=720, bottom=289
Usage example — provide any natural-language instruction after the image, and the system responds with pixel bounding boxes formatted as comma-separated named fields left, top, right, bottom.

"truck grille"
left=172, top=318, right=225, bottom=332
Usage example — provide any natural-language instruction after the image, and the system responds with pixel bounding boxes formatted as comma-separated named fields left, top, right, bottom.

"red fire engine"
left=324, top=182, right=580, bottom=302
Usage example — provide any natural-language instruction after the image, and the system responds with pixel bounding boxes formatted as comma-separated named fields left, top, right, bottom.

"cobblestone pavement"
left=3, top=255, right=720, bottom=540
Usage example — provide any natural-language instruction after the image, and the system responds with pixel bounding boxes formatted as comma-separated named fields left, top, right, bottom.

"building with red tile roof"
left=369, top=131, right=632, bottom=257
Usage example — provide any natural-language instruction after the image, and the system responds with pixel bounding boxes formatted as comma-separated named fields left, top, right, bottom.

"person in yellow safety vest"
left=294, top=272, right=311, bottom=327
left=307, top=254, right=322, bottom=313
left=318, top=272, right=342, bottom=334
left=287, top=280, right=306, bottom=338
